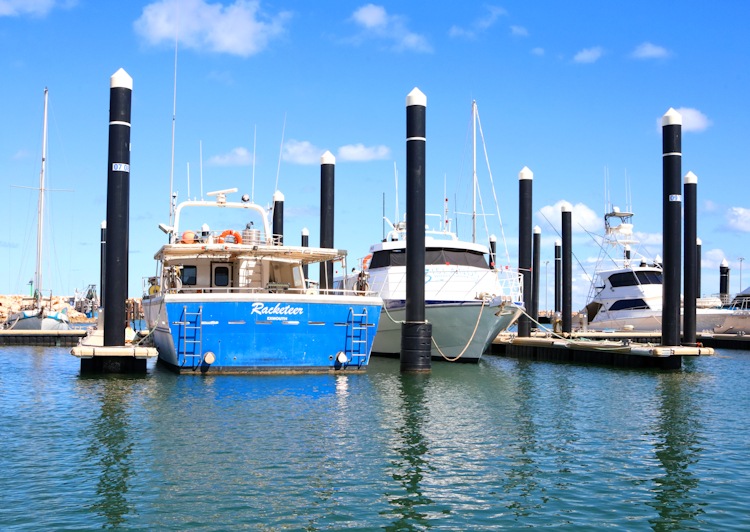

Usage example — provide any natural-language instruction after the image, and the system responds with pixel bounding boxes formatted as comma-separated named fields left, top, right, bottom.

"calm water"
left=1, top=347, right=750, bottom=530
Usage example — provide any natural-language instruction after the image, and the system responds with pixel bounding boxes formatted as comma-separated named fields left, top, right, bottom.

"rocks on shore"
left=0, top=295, right=92, bottom=323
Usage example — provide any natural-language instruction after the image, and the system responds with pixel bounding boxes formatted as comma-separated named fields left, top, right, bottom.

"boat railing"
left=175, top=228, right=278, bottom=246
left=495, top=268, right=524, bottom=304
left=142, top=277, right=379, bottom=298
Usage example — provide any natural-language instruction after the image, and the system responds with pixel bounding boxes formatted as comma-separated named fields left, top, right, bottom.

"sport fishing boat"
left=141, top=188, right=382, bottom=374
left=3, top=88, right=69, bottom=331
left=342, top=217, right=523, bottom=362
left=585, top=207, right=735, bottom=332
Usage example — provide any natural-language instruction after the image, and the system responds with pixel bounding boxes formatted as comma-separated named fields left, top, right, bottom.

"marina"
left=2, top=344, right=750, bottom=529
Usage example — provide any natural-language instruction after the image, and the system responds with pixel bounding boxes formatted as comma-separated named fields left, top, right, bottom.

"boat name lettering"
left=251, top=302, right=304, bottom=316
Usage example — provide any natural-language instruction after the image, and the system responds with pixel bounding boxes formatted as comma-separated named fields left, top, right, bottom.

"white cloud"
left=351, top=4, right=431, bottom=52
left=632, top=231, right=662, bottom=247
left=282, top=139, right=322, bottom=165
left=573, top=46, right=604, bottom=64
left=702, top=199, right=720, bottom=213
left=531, top=47, right=544, bottom=56
left=337, top=143, right=390, bottom=162
left=538, top=200, right=600, bottom=234
left=0, top=0, right=72, bottom=17
left=631, top=42, right=671, bottom=59
left=678, top=107, right=712, bottom=132
left=654, top=107, right=712, bottom=133
left=134, top=0, right=291, bottom=57
left=510, top=25, right=528, bottom=37
left=207, top=146, right=252, bottom=166
left=726, top=207, right=750, bottom=232
left=704, top=248, right=728, bottom=270
left=449, top=5, right=506, bottom=39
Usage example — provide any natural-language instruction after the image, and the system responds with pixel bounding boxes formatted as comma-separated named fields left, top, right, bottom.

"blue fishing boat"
left=142, top=188, right=382, bottom=374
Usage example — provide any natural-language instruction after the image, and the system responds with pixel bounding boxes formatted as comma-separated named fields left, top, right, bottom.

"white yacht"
left=585, top=208, right=737, bottom=333
left=344, top=218, right=523, bottom=362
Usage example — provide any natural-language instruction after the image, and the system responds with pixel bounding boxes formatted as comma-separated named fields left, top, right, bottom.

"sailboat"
left=3, top=88, right=70, bottom=331
left=340, top=100, right=524, bottom=361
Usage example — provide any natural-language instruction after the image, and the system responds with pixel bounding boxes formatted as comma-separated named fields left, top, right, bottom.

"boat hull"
left=372, top=298, right=522, bottom=361
left=589, top=308, right=735, bottom=333
left=143, top=293, right=382, bottom=374
left=3, top=311, right=70, bottom=331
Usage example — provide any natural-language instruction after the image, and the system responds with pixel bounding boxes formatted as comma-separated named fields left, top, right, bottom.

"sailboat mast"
left=472, top=99, right=477, bottom=243
left=35, top=87, right=49, bottom=296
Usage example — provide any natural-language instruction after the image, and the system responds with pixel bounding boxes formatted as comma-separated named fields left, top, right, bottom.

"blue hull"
left=144, top=295, right=382, bottom=374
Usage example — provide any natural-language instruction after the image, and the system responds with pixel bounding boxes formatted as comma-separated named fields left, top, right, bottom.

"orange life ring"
left=362, top=253, right=373, bottom=270
left=181, top=231, right=196, bottom=244
left=217, top=229, right=243, bottom=244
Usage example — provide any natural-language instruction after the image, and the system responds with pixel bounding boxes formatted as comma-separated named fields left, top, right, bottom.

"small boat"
left=584, top=207, right=737, bottom=333
left=141, top=188, right=383, bottom=374
left=350, top=219, right=523, bottom=362
left=3, top=88, right=69, bottom=331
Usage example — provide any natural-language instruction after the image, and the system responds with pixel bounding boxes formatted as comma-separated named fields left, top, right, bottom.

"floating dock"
left=0, top=329, right=86, bottom=347
left=70, top=328, right=157, bottom=373
left=492, top=333, right=714, bottom=369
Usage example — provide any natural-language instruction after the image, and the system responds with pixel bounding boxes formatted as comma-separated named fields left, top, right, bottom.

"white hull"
left=590, top=308, right=736, bottom=334
left=372, top=298, right=521, bottom=361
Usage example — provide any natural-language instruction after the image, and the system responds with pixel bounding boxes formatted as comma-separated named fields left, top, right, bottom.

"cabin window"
left=369, top=248, right=489, bottom=269
left=214, top=266, right=230, bottom=287
left=635, top=271, right=662, bottom=284
left=181, top=265, right=197, bottom=286
left=609, top=271, right=662, bottom=287
left=608, top=272, right=638, bottom=287
left=609, top=299, right=650, bottom=311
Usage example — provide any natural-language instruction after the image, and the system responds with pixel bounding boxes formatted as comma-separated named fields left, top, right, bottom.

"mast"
left=472, top=100, right=477, bottom=243
left=35, top=88, right=49, bottom=297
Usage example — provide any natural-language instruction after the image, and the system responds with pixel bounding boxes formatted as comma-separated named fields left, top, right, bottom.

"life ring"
left=362, top=253, right=372, bottom=270
left=217, top=229, right=243, bottom=244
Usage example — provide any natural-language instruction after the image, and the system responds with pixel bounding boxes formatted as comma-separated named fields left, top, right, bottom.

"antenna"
left=625, top=168, right=632, bottom=213
left=199, top=140, right=203, bottom=200
left=274, top=114, right=286, bottom=192
left=443, top=173, right=449, bottom=232
left=252, top=124, right=257, bottom=202
left=472, top=99, right=477, bottom=243
left=394, top=161, right=399, bottom=223
left=169, top=20, right=179, bottom=224
left=186, top=161, right=190, bottom=200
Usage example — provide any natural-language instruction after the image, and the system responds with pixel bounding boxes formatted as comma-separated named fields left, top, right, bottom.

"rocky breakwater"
left=0, top=294, right=92, bottom=324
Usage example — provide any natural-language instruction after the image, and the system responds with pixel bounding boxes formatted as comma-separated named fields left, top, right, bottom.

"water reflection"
left=503, top=360, right=543, bottom=517
left=384, top=372, right=434, bottom=531
left=648, top=368, right=706, bottom=529
left=81, top=375, right=141, bottom=528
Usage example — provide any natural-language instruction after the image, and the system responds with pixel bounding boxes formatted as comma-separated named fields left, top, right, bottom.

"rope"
left=513, top=307, right=660, bottom=350
left=432, top=298, right=487, bottom=362
left=380, top=298, right=491, bottom=362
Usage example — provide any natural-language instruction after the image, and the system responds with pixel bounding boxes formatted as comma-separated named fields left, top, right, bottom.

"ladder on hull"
left=178, top=305, right=203, bottom=367
left=346, top=307, right=369, bottom=366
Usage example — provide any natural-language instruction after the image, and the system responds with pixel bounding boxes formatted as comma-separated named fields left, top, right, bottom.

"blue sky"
left=1, top=0, right=748, bottom=310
